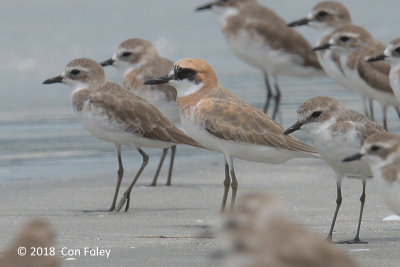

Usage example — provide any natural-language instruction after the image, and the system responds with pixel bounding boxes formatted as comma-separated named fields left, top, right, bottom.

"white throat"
left=170, top=80, right=204, bottom=98
left=213, top=6, right=239, bottom=28
left=64, top=79, right=89, bottom=94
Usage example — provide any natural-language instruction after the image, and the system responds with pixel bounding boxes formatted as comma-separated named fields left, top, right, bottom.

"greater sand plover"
left=43, top=58, right=201, bottom=212
left=314, top=26, right=400, bottom=130
left=145, top=58, right=320, bottom=212
left=285, top=96, right=385, bottom=243
left=196, top=0, right=323, bottom=119
left=0, top=220, right=58, bottom=267
left=217, top=193, right=360, bottom=267
left=288, top=1, right=375, bottom=118
left=369, top=38, right=400, bottom=104
left=344, top=132, right=400, bottom=216
left=101, top=38, right=179, bottom=186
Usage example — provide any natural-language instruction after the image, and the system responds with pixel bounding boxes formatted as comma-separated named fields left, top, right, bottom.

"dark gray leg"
left=221, top=160, right=231, bottom=213
left=362, top=96, right=369, bottom=118
left=396, top=106, right=400, bottom=120
left=341, top=180, right=368, bottom=244
left=116, top=148, right=149, bottom=212
left=369, top=98, right=375, bottom=121
left=327, top=181, right=342, bottom=241
left=166, top=145, right=177, bottom=186
left=271, top=76, right=281, bottom=120
left=383, top=106, right=388, bottom=130
left=263, top=73, right=273, bottom=114
left=150, top=148, right=169, bottom=186
left=84, top=145, right=124, bottom=213
left=229, top=166, right=238, bottom=212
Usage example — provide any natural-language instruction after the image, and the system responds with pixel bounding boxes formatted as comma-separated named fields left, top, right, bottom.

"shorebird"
left=287, top=1, right=375, bottom=118
left=100, top=38, right=179, bottom=186
left=196, top=0, right=323, bottom=119
left=344, top=132, right=400, bottom=216
left=217, top=193, right=360, bottom=267
left=43, top=58, right=200, bottom=212
left=0, top=220, right=58, bottom=267
left=314, top=25, right=400, bottom=130
left=369, top=38, right=400, bottom=103
left=145, top=58, right=320, bottom=212
left=284, top=96, right=386, bottom=243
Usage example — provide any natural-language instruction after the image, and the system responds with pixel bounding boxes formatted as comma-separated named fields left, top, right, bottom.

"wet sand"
left=0, top=153, right=399, bottom=266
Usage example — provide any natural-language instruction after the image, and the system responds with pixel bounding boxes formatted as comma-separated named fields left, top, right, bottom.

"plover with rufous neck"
left=344, top=132, right=400, bottom=216
left=43, top=58, right=201, bottom=212
left=101, top=38, right=179, bottom=187
left=196, top=0, right=323, bottom=120
left=145, top=58, right=320, bottom=213
left=314, top=25, right=400, bottom=130
left=284, top=96, right=385, bottom=243
left=369, top=38, right=400, bottom=105
left=218, top=193, right=360, bottom=267
left=288, top=1, right=375, bottom=119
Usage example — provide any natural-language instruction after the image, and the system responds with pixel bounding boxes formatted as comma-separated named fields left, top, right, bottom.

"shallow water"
left=1, top=0, right=400, bottom=181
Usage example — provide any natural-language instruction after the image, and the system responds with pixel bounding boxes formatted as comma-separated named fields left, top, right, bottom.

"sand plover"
left=314, top=26, right=400, bottom=130
left=101, top=38, right=179, bottom=187
left=217, top=193, right=360, bottom=267
left=43, top=58, right=201, bottom=212
left=344, top=132, right=400, bottom=216
left=284, top=96, right=385, bottom=243
left=287, top=1, right=375, bottom=118
left=145, top=58, right=319, bottom=212
left=288, top=1, right=351, bottom=77
left=0, top=220, right=58, bottom=267
left=196, top=0, right=323, bottom=119
left=369, top=38, right=400, bottom=103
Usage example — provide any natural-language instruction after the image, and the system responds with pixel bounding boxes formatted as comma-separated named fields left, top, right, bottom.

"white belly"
left=133, top=88, right=181, bottom=125
left=316, top=49, right=350, bottom=88
left=75, top=101, right=171, bottom=148
left=311, top=126, right=371, bottom=178
left=225, top=29, right=322, bottom=77
left=375, top=173, right=400, bottom=215
left=181, top=114, right=312, bottom=164
left=389, top=71, right=400, bottom=103
left=341, top=57, right=399, bottom=107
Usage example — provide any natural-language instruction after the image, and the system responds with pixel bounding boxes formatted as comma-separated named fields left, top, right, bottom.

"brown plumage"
left=198, top=88, right=318, bottom=154
left=43, top=58, right=202, bottom=212
left=0, top=220, right=58, bottom=267
left=223, top=0, right=321, bottom=70
left=220, top=193, right=360, bottom=267
left=147, top=58, right=319, bottom=212
left=175, top=58, right=317, bottom=154
left=72, top=82, right=200, bottom=148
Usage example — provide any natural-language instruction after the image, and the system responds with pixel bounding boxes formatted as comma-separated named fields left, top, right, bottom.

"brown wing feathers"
left=201, top=93, right=317, bottom=154
left=90, top=83, right=201, bottom=147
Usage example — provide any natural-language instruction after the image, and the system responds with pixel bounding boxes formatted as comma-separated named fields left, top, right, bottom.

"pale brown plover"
left=43, top=58, right=201, bottom=212
left=196, top=0, right=324, bottom=119
left=101, top=38, right=179, bottom=187
left=284, top=96, right=385, bottom=243
left=314, top=25, right=400, bottom=130
left=218, top=193, right=360, bottom=267
left=344, top=132, right=400, bottom=216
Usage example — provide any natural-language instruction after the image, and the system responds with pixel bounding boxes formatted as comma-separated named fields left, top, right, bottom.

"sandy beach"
left=0, top=152, right=399, bottom=266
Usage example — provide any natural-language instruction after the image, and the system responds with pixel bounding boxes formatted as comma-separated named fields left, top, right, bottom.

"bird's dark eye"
left=340, top=36, right=350, bottom=42
left=70, top=69, right=80, bottom=75
left=311, top=111, right=322, bottom=118
left=318, top=11, right=328, bottom=17
left=370, top=145, right=381, bottom=152
left=122, top=52, right=132, bottom=57
left=176, top=68, right=196, bottom=80
left=395, top=47, right=400, bottom=53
